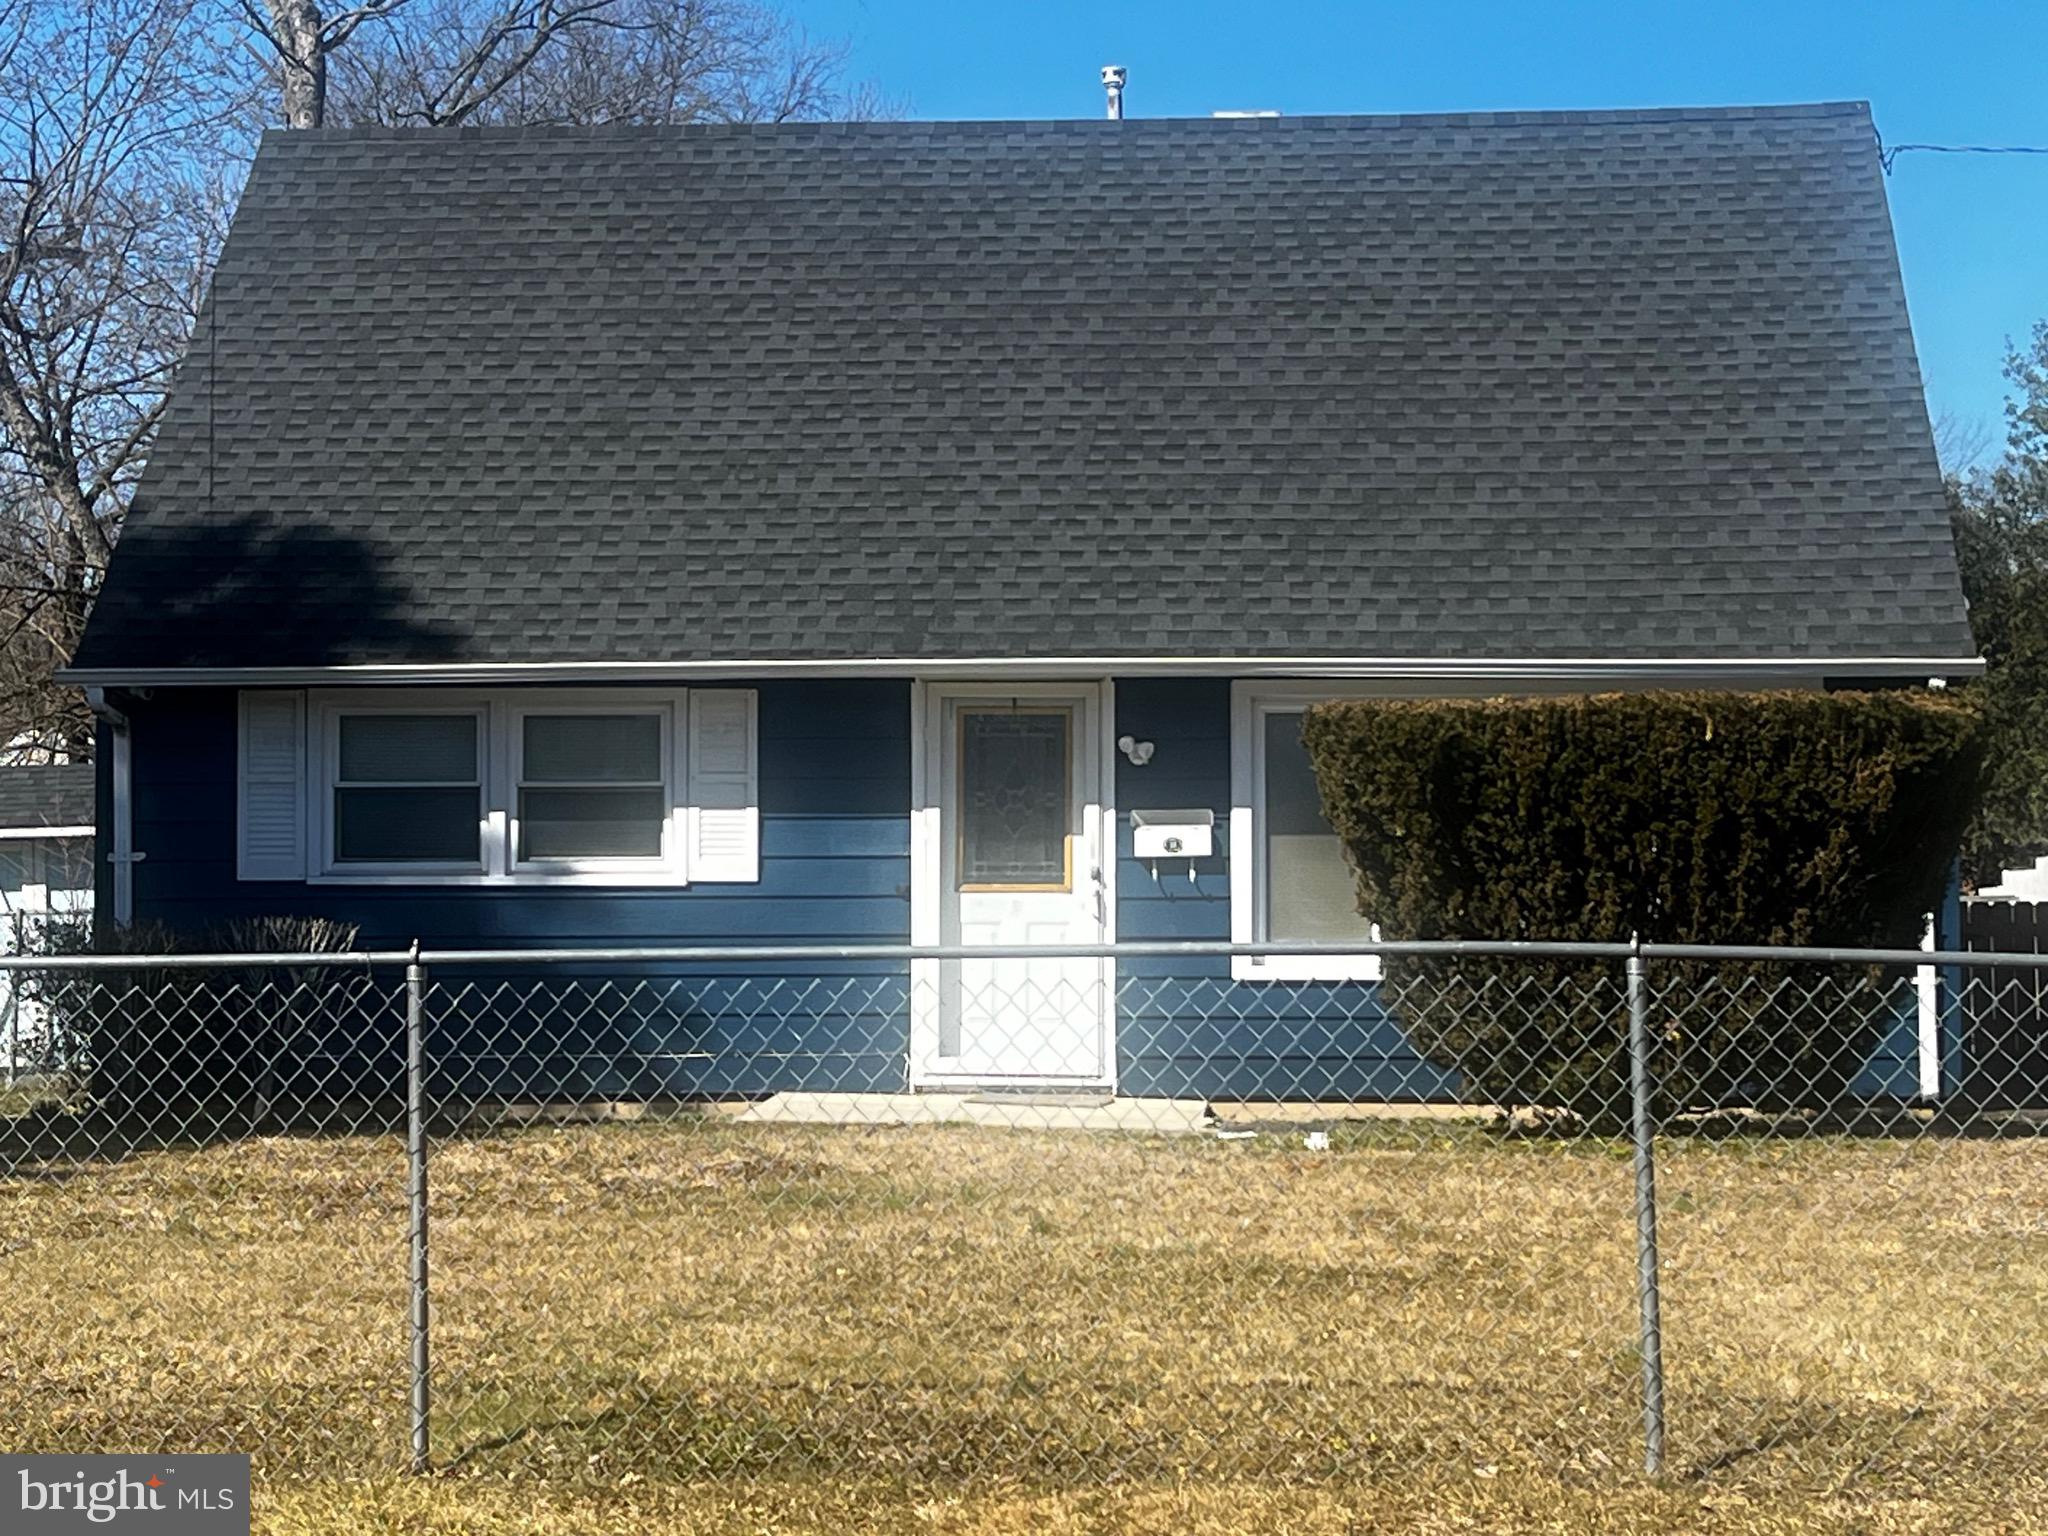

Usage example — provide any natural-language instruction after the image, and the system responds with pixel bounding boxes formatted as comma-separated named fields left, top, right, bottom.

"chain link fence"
left=0, top=910, right=95, bottom=1087
left=3, top=938, right=2046, bottom=1506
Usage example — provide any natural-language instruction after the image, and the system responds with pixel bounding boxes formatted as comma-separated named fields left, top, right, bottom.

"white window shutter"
left=687, top=689, right=759, bottom=883
left=238, top=690, right=307, bottom=880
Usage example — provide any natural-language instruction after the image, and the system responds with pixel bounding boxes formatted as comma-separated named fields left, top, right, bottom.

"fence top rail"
left=0, top=949, right=416, bottom=972
left=0, top=937, right=2045, bottom=970
left=400, top=940, right=2048, bottom=970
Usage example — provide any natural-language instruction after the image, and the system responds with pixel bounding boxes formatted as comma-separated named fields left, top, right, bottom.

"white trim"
left=1916, top=911, right=1941, bottom=1099
left=908, top=680, right=937, bottom=1087
left=908, top=680, right=1115, bottom=1089
left=56, top=654, right=1986, bottom=688
left=1099, top=674, right=1119, bottom=1094
left=0, top=825, right=93, bottom=842
left=302, top=687, right=705, bottom=887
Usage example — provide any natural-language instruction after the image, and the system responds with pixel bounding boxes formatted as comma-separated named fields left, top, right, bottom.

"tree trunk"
left=271, top=0, right=329, bottom=129
left=0, top=382, right=114, bottom=572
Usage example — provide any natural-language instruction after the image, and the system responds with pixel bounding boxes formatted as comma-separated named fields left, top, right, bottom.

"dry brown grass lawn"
left=5, top=1114, right=2046, bottom=1534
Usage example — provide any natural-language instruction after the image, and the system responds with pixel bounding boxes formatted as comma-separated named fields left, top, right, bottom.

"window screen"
left=517, top=713, right=666, bottom=860
left=1261, top=710, right=1375, bottom=943
left=334, top=714, right=481, bottom=864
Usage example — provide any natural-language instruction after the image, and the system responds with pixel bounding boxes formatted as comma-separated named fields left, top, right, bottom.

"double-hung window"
left=512, top=708, right=672, bottom=868
left=1231, top=684, right=1381, bottom=981
left=332, top=711, right=485, bottom=871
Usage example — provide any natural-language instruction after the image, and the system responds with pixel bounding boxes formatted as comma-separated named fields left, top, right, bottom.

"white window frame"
left=507, top=701, right=680, bottom=876
left=306, top=688, right=696, bottom=886
left=1230, top=682, right=1385, bottom=983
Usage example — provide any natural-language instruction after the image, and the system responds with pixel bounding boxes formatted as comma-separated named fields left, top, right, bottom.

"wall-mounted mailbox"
left=1131, top=808, right=1215, bottom=862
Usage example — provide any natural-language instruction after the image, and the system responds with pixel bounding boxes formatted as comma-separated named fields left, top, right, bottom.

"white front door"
left=919, top=685, right=1110, bottom=1085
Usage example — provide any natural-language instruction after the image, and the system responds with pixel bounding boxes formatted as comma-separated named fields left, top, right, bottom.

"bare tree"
left=324, top=0, right=887, bottom=127
left=1933, top=404, right=1995, bottom=475
left=236, top=0, right=385, bottom=129
left=0, top=0, right=885, bottom=758
left=241, top=0, right=657, bottom=129
left=239, top=0, right=884, bottom=131
left=0, top=0, right=242, bottom=755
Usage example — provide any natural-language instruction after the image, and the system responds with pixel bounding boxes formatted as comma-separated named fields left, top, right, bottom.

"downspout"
left=83, top=687, right=135, bottom=926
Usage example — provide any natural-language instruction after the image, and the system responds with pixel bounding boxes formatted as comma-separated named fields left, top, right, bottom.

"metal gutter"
left=55, top=654, right=1986, bottom=688
left=82, top=688, right=135, bottom=926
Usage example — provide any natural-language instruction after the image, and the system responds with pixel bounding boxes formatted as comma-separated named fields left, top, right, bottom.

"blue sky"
left=799, top=0, right=2047, bottom=465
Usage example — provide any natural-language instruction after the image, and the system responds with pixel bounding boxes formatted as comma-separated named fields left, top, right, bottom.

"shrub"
left=28, top=914, right=366, bottom=1131
left=1299, top=690, right=1986, bottom=1119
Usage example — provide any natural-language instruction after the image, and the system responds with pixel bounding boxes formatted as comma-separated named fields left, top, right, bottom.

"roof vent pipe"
left=1101, top=65, right=1126, bottom=121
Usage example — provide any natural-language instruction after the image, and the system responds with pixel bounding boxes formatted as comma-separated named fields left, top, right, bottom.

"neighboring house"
left=0, top=764, right=95, bottom=921
left=0, top=763, right=95, bottom=1080
left=61, top=105, right=1978, bottom=1100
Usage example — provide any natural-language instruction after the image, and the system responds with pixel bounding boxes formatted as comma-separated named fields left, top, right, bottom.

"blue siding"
left=126, top=682, right=913, bottom=1095
left=120, top=676, right=1456, bottom=1103
left=1110, top=679, right=1457, bottom=1101
left=122, top=675, right=1923, bottom=1106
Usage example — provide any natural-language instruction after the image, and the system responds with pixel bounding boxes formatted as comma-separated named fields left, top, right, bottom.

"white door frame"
left=908, top=678, right=1117, bottom=1089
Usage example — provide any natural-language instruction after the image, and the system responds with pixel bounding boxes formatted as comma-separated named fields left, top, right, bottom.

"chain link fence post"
left=1627, top=942, right=1668, bottom=1474
left=406, top=948, right=432, bottom=1475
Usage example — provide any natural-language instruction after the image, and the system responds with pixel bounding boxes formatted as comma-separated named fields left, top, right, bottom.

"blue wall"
left=143, top=676, right=1945, bottom=1107
left=115, top=676, right=1461, bottom=1103
left=123, top=681, right=913, bottom=1096
left=1109, top=679, right=1457, bottom=1101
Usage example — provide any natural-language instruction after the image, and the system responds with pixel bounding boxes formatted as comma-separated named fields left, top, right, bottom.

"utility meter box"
left=1131, top=808, right=1215, bottom=861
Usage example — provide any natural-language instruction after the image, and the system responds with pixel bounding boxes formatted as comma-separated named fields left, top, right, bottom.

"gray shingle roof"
left=0, top=764, right=94, bottom=831
left=72, top=103, right=1976, bottom=671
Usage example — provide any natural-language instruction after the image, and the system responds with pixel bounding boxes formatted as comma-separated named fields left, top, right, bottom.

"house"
left=60, top=104, right=1978, bottom=1101
left=0, top=764, right=95, bottom=922
left=0, top=762, right=95, bottom=1080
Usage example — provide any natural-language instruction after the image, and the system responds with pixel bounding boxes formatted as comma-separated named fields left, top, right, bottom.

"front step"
left=724, top=1091, right=1213, bottom=1136
left=964, top=1091, right=1114, bottom=1109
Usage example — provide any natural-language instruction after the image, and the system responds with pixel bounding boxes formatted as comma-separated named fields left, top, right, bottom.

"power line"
left=1880, top=140, right=2048, bottom=173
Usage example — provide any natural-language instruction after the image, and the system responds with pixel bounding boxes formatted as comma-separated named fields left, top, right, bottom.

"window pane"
left=339, top=715, right=476, bottom=783
left=335, top=786, right=480, bottom=862
left=1263, top=711, right=1375, bottom=943
left=959, top=711, right=1068, bottom=886
left=0, top=846, right=29, bottom=895
left=523, top=714, right=660, bottom=783
left=519, top=787, right=666, bottom=859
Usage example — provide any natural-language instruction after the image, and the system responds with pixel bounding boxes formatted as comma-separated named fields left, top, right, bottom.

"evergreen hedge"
left=1299, top=690, right=1985, bottom=1119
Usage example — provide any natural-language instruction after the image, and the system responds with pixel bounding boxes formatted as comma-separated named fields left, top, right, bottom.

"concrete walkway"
left=722, top=1091, right=1216, bottom=1136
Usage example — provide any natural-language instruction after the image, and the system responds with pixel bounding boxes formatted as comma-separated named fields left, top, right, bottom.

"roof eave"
left=55, top=654, right=1987, bottom=688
